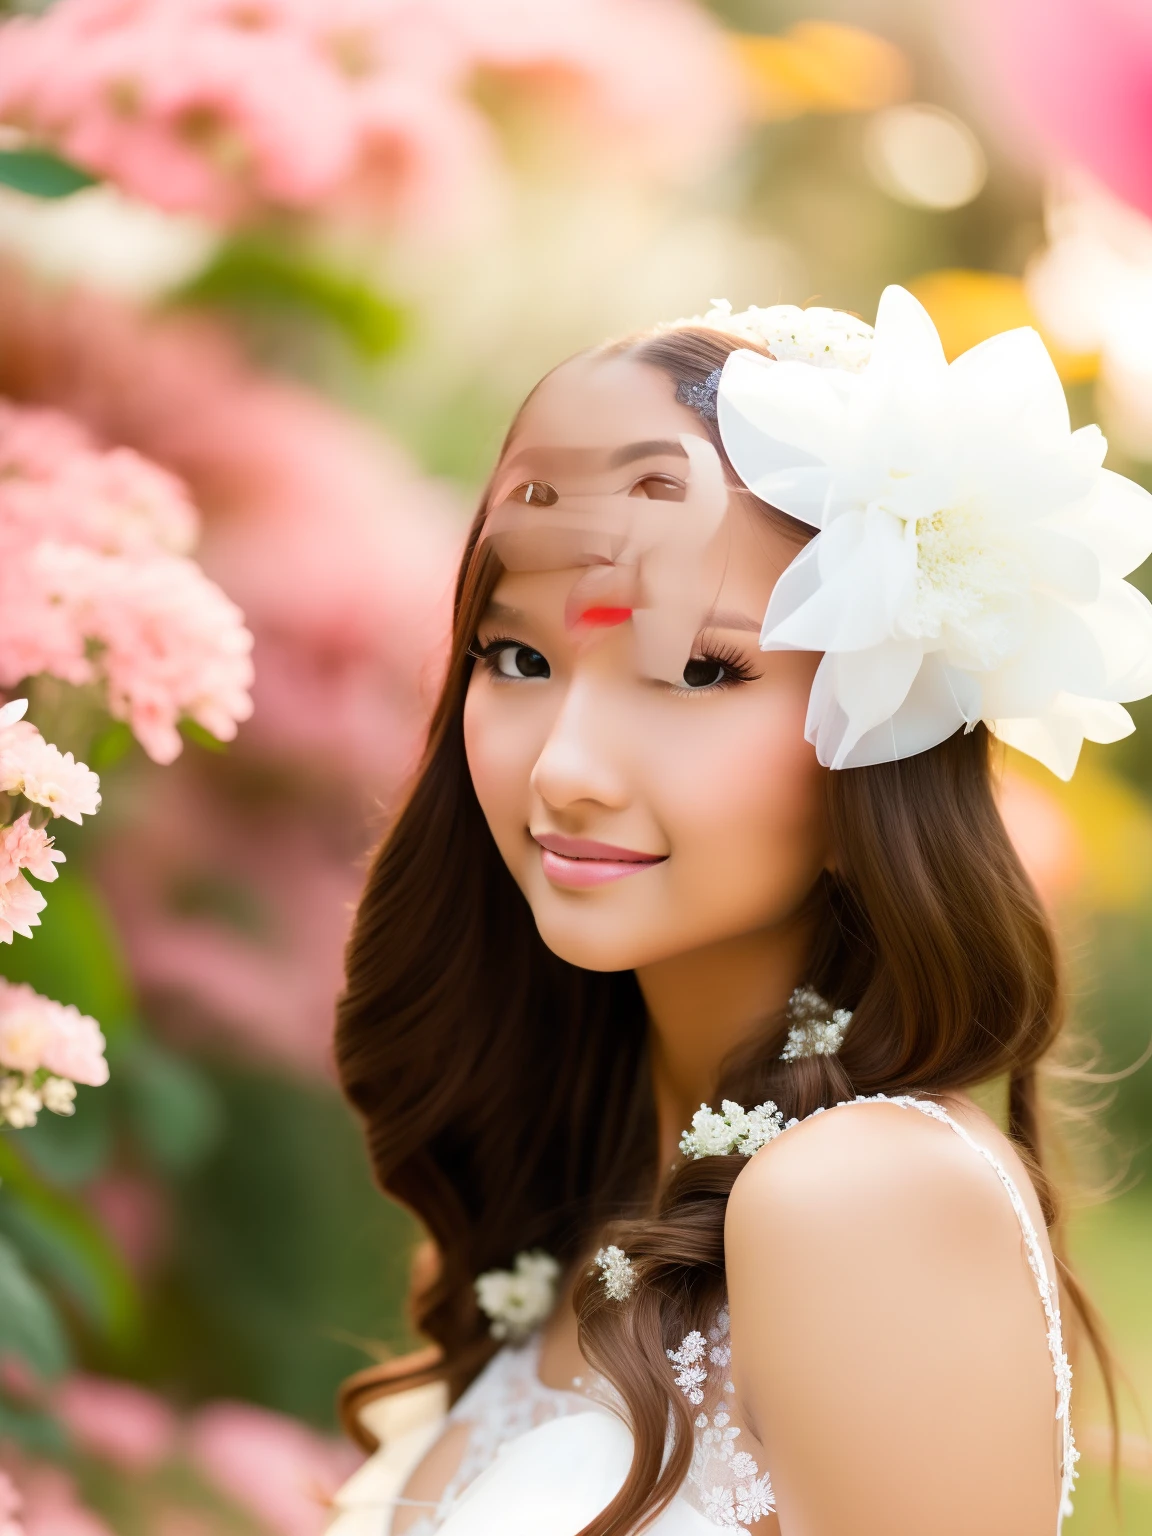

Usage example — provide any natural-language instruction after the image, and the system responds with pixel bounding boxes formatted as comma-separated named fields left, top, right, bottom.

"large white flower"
left=717, top=284, right=1152, bottom=778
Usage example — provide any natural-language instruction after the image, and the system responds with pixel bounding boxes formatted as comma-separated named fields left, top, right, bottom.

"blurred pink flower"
left=0, top=404, right=198, bottom=558
left=961, top=0, right=1152, bottom=218
left=97, top=765, right=374, bottom=1075
left=0, top=986, right=50, bottom=1072
left=188, top=1401, right=359, bottom=1536
left=0, top=1468, right=23, bottom=1536
left=87, top=1170, right=170, bottom=1277
left=0, top=815, right=66, bottom=885
left=0, top=402, right=254, bottom=764
left=12, top=1465, right=111, bottom=1536
left=0, top=266, right=459, bottom=1071
left=998, top=769, right=1083, bottom=906
left=54, top=1374, right=178, bottom=1474
left=22, top=542, right=254, bottom=765
left=0, top=980, right=109, bottom=1085
left=38, top=1006, right=109, bottom=1088
left=0, top=0, right=741, bottom=227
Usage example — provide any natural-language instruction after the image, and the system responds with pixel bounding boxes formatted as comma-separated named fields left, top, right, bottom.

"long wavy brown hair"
left=335, top=326, right=1114, bottom=1533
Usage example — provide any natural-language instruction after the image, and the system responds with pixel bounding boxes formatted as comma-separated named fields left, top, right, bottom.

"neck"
left=636, top=919, right=813, bottom=1168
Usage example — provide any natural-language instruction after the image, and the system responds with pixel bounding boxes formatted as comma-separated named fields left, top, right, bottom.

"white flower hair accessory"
left=716, top=284, right=1152, bottom=779
left=474, top=1250, right=560, bottom=1342
left=679, top=1099, right=788, bottom=1159
left=674, top=299, right=874, bottom=373
left=593, top=1244, right=636, bottom=1301
left=780, top=984, right=853, bottom=1061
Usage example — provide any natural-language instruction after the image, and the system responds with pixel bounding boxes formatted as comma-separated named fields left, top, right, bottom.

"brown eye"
left=630, top=474, right=686, bottom=502
left=681, top=658, right=726, bottom=688
left=509, top=480, right=559, bottom=507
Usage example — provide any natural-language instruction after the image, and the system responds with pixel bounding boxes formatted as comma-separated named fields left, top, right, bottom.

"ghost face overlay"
left=463, top=353, right=830, bottom=974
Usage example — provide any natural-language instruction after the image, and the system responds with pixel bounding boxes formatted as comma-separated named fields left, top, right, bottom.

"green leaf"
left=87, top=720, right=136, bottom=774
left=0, top=1394, right=66, bottom=1454
left=0, top=1231, right=69, bottom=1377
left=16, top=1082, right=113, bottom=1187
left=179, top=718, right=228, bottom=755
left=0, top=866, right=137, bottom=1042
left=0, top=1139, right=137, bottom=1344
left=118, top=1035, right=222, bottom=1174
left=0, top=147, right=97, bottom=199
left=181, top=238, right=406, bottom=358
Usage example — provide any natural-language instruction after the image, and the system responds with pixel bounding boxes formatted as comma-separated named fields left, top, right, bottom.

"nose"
left=530, top=671, right=630, bottom=817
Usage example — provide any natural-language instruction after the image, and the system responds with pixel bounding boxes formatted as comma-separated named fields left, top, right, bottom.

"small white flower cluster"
left=474, top=1250, right=560, bottom=1342
left=667, top=1328, right=709, bottom=1404
left=0, top=1071, right=76, bottom=1129
left=676, top=298, right=875, bottom=373
left=678, top=1099, right=786, bottom=1160
left=780, top=984, right=853, bottom=1062
left=593, top=1244, right=635, bottom=1302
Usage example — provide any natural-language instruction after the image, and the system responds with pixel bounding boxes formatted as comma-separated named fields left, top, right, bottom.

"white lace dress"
left=327, top=1096, right=1078, bottom=1536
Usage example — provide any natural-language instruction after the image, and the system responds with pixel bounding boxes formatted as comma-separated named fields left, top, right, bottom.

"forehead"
left=506, top=354, right=706, bottom=458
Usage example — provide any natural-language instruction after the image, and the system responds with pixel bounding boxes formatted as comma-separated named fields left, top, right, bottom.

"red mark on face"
left=579, top=606, right=632, bottom=628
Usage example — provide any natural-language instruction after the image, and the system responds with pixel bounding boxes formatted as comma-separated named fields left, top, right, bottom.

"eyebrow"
left=605, top=439, right=690, bottom=469
left=480, top=600, right=523, bottom=624
left=702, top=607, right=762, bottom=633
left=499, top=439, right=690, bottom=478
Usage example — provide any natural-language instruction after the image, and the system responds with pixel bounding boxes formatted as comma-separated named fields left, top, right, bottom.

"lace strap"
left=828, top=1094, right=1079, bottom=1528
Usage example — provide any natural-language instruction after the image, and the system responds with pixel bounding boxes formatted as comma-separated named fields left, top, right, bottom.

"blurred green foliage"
left=131, top=1062, right=414, bottom=1426
left=0, top=146, right=96, bottom=198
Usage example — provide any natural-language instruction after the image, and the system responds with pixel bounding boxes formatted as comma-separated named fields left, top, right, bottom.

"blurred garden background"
left=0, top=0, right=1146, bottom=1531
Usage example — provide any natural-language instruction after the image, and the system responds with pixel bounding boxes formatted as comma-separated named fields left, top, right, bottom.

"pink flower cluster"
left=0, top=978, right=108, bottom=1126
left=0, top=0, right=740, bottom=226
left=0, top=1471, right=21, bottom=1536
left=3, top=1375, right=360, bottom=1536
left=0, top=404, right=253, bottom=764
left=0, top=698, right=97, bottom=948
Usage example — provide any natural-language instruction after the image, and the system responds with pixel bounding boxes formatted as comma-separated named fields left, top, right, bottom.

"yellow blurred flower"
left=908, top=269, right=1098, bottom=385
left=1000, top=749, right=1152, bottom=913
left=733, top=21, right=909, bottom=121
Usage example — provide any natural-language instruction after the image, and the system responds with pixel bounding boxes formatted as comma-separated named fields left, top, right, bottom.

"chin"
left=529, top=908, right=677, bottom=974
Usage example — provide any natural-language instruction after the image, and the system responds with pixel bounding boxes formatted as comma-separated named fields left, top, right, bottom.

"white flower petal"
left=764, top=508, right=912, bottom=653
left=1073, top=469, right=1152, bottom=577
left=818, top=638, right=927, bottom=766
left=1026, top=529, right=1100, bottom=603
left=718, top=351, right=850, bottom=523
left=945, top=326, right=1071, bottom=452
left=990, top=714, right=1087, bottom=780
left=828, top=654, right=979, bottom=769
left=1077, top=573, right=1152, bottom=699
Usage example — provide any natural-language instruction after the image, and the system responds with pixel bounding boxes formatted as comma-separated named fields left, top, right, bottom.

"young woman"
left=329, top=288, right=1152, bottom=1536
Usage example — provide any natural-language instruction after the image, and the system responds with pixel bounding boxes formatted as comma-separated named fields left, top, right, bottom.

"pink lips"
left=533, top=831, right=667, bottom=889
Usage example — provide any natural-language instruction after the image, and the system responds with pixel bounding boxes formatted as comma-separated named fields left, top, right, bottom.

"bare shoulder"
left=726, top=1097, right=1016, bottom=1252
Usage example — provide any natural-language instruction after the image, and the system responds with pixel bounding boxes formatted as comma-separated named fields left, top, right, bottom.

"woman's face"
left=463, top=353, right=830, bottom=973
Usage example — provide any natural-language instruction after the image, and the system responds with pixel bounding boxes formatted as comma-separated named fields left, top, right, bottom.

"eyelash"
left=470, top=633, right=759, bottom=693
left=670, top=640, right=759, bottom=697
left=468, top=633, right=536, bottom=676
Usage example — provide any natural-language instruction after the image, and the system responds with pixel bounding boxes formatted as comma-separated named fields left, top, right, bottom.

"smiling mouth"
left=532, top=831, right=667, bottom=889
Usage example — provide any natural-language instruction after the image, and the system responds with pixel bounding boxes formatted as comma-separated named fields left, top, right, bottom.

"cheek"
left=463, top=680, right=544, bottom=856
left=652, top=687, right=828, bottom=919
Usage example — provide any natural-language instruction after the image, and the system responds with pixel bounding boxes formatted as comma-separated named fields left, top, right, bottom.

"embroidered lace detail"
left=671, top=1307, right=775, bottom=1529
left=399, top=1339, right=583, bottom=1534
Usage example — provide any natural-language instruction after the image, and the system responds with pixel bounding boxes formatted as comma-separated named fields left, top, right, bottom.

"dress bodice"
left=327, top=1096, right=1078, bottom=1536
